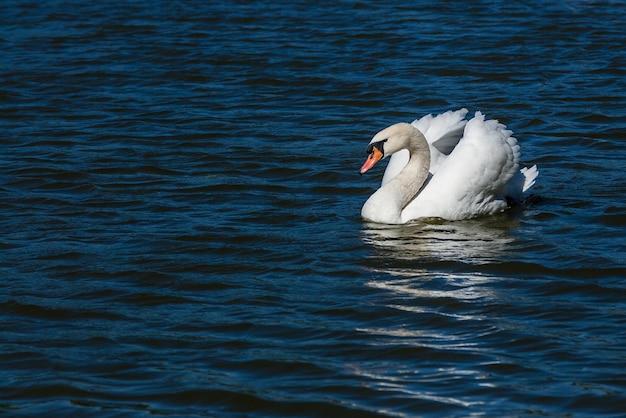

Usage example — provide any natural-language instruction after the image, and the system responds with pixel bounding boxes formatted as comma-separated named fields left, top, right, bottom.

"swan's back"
left=401, top=111, right=529, bottom=221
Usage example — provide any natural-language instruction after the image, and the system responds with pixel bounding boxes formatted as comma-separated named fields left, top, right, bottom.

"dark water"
left=1, top=0, right=625, bottom=416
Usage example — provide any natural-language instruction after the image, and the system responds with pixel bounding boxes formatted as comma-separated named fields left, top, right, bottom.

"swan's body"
left=360, top=109, right=538, bottom=224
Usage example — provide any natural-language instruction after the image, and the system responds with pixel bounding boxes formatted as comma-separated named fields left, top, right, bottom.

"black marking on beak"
left=366, top=139, right=387, bottom=156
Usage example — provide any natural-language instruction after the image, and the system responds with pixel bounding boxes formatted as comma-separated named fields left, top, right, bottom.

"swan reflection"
left=355, top=217, right=520, bottom=405
left=361, top=215, right=518, bottom=266
left=360, top=215, right=520, bottom=302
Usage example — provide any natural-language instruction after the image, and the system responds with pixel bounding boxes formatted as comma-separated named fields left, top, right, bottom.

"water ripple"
left=1, top=0, right=626, bottom=416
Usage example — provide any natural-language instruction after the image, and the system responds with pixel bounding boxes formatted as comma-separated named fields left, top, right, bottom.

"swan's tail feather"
left=521, top=165, right=539, bottom=193
left=501, top=121, right=537, bottom=195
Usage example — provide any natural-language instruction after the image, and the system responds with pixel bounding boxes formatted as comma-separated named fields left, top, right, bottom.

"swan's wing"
left=413, top=108, right=468, bottom=154
left=420, top=108, right=468, bottom=173
left=402, top=111, right=520, bottom=221
left=381, top=109, right=468, bottom=186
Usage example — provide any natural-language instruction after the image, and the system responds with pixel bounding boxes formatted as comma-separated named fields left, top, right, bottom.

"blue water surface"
left=1, top=0, right=625, bottom=416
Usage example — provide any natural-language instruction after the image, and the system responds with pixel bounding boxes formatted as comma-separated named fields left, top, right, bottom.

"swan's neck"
left=362, top=131, right=431, bottom=224
left=392, top=149, right=430, bottom=209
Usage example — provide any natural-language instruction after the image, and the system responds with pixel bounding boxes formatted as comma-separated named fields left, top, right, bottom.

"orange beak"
left=360, top=147, right=384, bottom=174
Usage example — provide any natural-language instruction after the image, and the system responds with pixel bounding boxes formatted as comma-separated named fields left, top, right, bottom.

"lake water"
left=1, top=1, right=625, bottom=416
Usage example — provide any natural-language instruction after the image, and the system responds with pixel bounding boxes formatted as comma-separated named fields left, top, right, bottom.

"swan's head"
left=360, top=123, right=418, bottom=174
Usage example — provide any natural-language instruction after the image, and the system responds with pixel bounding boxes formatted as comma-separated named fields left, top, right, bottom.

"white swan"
left=360, top=109, right=538, bottom=224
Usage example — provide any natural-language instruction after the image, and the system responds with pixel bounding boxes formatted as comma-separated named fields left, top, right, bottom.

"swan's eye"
left=366, top=139, right=387, bottom=155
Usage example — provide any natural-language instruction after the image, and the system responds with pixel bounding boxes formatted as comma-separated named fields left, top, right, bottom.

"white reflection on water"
left=360, top=215, right=519, bottom=305
left=354, top=218, right=521, bottom=413
left=361, top=214, right=519, bottom=266
left=358, top=215, right=524, bottom=340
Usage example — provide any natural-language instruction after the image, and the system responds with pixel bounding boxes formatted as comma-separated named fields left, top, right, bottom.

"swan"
left=360, top=109, right=538, bottom=224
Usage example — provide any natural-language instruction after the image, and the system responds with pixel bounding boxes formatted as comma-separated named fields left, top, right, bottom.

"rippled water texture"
left=1, top=1, right=625, bottom=416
